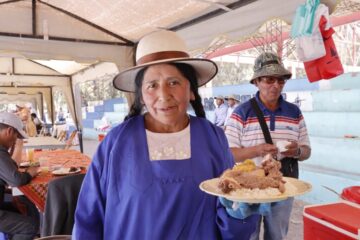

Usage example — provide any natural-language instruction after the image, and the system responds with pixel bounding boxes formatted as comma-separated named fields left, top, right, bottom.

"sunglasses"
left=259, top=77, right=287, bottom=85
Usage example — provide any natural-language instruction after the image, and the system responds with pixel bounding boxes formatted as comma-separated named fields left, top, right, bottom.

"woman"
left=73, top=30, right=259, bottom=239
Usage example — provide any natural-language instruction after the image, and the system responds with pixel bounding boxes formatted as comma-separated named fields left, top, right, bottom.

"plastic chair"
left=41, top=174, right=85, bottom=236
left=64, top=130, right=78, bottom=150
left=57, top=130, right=67, bottom=142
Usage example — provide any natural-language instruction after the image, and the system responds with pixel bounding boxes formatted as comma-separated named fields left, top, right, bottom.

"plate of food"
left=199, top=157, right=312, bottom=203
left=19, top=161, right=40, bottom=168
left=51, top=167, right=81, bottom=176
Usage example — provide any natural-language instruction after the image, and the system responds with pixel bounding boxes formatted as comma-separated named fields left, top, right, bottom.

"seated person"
left=0, top=112, right=40, bottom=239
left=31, top=113, right=42, bottom=134
left=15, top=105, right=37, bottom=137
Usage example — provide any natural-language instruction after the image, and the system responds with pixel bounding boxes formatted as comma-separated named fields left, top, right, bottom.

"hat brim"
left=225, top=97, right=240, bottom=102
left=250, top=64, right=292, bottom=84
left=17, top=128, right=28, bottom=139
left=113, top=58, right=218, bottom=92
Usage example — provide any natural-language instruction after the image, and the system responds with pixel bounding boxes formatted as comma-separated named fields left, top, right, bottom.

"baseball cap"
left=0, top=112, right=28, bottom=139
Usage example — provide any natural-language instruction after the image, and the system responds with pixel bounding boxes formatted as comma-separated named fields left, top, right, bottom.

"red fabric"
left=304, top=16, right=344, bottom=82
left=18, top=150, right=90, bottom=212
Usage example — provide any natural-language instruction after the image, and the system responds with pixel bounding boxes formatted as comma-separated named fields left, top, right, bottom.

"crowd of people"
left=0, top=30, right=311, bottom=240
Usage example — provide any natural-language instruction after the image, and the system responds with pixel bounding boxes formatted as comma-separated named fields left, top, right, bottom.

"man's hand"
left=281, top=141, right=299, bottom=158
left=8, top=142, right=16, bottom=156
left=256, top=143, right=278, bottom=158
left=26, top=167, right=40, bottom=177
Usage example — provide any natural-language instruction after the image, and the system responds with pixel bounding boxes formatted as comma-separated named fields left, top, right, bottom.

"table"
left=17, top=149, right=91, bottom=212
left=24, top=136, right=66, bottom=150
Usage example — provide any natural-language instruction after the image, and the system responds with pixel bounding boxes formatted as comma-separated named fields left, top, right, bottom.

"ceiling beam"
left=0, top=0, right=23, bottom=6
left=38, top=0, right=134, bottom=45
left=170, top=0, right=257, bottom=31
left=32, top=0, right=36, bottom=35
left=0, top=32, right=131, bottom=46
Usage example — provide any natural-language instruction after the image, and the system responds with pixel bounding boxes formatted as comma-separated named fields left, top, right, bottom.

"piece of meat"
left=218, top=158, right=285, bottom=193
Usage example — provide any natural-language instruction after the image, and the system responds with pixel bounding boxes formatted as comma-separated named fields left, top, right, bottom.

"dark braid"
left=124, top=68, right=147, bottom=120
left=168, top=63, right=206, bottom=118
left=124, top=63, right=206, bottom=120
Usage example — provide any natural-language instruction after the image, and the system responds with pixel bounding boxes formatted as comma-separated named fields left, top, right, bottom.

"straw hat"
left=214, top=95, right=225, bottom=100
left=250, top=52, right=292, bottom=84
left=113, top=30, right=218, bottom=92
left=225, top=94, right=240, bottom=102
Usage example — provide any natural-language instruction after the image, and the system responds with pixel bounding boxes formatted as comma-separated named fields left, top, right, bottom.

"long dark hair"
left=124, top=63, right=206, bottom=120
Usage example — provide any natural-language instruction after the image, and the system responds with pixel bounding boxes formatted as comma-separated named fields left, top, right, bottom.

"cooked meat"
left=218, top=158, right=285, bottom=193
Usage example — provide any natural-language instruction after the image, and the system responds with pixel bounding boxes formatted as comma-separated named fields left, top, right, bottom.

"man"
left=213, top=95, right=228, bottom=127
left=224, top=94, right=240, bottom=125
left=31, top=113, right=42, bottom=134
left=0, top=112, right=39, bottom=239
left=225, top=52, right=311, bottom=240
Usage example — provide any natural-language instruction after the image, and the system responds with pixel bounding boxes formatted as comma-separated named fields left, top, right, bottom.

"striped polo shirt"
left=225, top=92, right=310, bottom=166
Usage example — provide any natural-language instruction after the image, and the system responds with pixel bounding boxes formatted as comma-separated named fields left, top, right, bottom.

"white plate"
left=199, top=177, right=312, bottom=203
left=51, top=167, right=81, bottom=176
left=19, top=161, right=40, bottom=167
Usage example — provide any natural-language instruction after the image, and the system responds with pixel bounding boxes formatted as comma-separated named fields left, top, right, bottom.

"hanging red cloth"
left=303, top=16, right=344, bottom=82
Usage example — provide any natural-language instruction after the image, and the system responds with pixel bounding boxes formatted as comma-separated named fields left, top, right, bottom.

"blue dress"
left=73, top=115, right=259, bottom=239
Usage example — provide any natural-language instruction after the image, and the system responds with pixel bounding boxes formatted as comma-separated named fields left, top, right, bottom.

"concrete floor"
left=80, top=139, right=306, bottom=240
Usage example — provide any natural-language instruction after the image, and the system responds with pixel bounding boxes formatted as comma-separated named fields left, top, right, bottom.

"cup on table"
left=26, top=148, right=35, bottom=163
left=39, top=157, right=49, bottom=173
left=276, top=140, right=291, bottom=153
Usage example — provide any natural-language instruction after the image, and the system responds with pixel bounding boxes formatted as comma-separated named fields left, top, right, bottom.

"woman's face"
left=141, top=64, right=194, bottom=132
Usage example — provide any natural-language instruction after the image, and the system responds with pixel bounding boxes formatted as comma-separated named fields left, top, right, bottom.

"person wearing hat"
left=213, top=95, right=228, bottom=127
left=224, top=94, right=240, bottom=125
left=225, top=52, right=311, bottom=240
left=73, top=30, right=260, bottom=239
left=0, top=112, right=40, bottom=239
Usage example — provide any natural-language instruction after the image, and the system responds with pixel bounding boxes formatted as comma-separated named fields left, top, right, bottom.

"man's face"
left=228, top=99, right=236, bottom=107
left=0, top=127, right=19, bottom=149
left=255, top=76, right=286, bottom=104
left=215, top=98, right=223, bottom=106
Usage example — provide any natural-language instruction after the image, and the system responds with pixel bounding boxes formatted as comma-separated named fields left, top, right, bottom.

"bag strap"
left=250, top=98, right=273, bottom=144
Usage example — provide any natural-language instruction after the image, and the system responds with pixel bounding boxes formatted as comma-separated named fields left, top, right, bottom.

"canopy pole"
left=70, top=76, right=83, bottom=153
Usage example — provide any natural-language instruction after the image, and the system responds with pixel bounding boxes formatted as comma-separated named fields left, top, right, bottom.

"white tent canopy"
left=0, top=0, right=351, bottom=137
